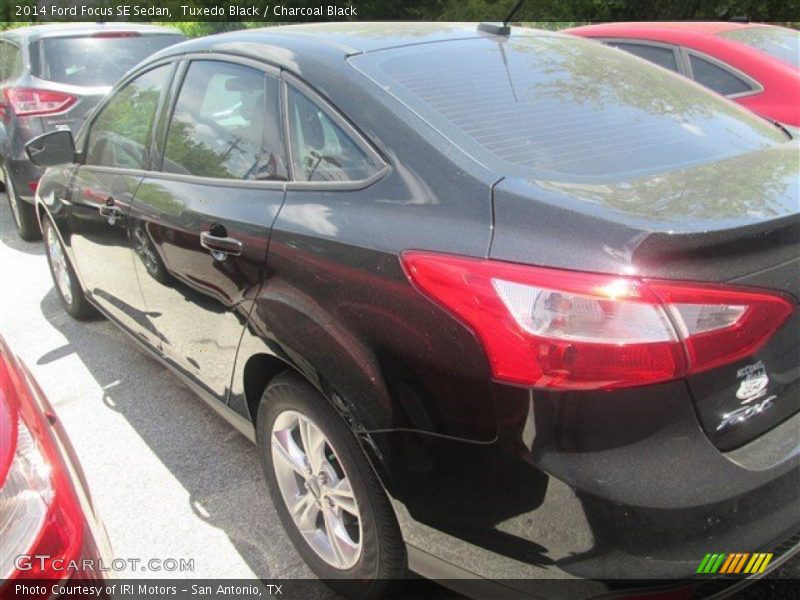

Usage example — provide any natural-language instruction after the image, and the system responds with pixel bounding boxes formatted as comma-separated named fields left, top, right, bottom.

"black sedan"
left=25, top=23, right=799, bottom=599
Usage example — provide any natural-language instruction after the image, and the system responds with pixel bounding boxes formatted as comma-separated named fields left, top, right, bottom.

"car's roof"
left=149, top=21, right=556, bottom=62
left=0, top=22, right=181, bottom=42
left=265, top=22, right=540, bottom=53
left=565, top=21, right=776, bottom=38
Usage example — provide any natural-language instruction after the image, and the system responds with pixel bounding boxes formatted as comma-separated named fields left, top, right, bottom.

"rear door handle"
left=200, top=231, right=243, bottom=258
left=98, top=205, right=120, bottom=217
left=98, top=198, right=120, bottom=224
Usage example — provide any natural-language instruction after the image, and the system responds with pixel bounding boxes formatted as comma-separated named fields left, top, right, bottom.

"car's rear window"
left=352, top=35, right=787, bottom=181
left=31, top=34, right=183, bottom=87
left=719, top=26, right=800, bottom=68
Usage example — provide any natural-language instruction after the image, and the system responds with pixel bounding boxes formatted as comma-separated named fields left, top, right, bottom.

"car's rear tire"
left=256, top=373, right=406, bottom=598
left=43, top=218, right=97, bottom=320
left=3, top=165, right=40, bottom=241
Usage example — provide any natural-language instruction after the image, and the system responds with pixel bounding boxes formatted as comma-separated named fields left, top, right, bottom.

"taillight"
left=2, top=88, right=76, bottom=118
left=0, top=349, right=83, bottom=582
left=401, top=252, right=794, bottom=391
left=1, top=419, right=53, bottom=579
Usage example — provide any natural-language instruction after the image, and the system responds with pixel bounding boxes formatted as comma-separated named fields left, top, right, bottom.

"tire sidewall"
left=4, top=167, right=22, bottom=230
left=256, top=376, right=386, bottom=596
left=3, top=164, right=41, bottom=241
left=43, top=219, right=81, bottom=316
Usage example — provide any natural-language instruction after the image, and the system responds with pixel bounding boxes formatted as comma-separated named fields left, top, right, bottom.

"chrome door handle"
left=98, top=200, right=120, bottom=225
left=98, top=205, right=120, bottom=217
left=200, top=231, right=243, bottom=258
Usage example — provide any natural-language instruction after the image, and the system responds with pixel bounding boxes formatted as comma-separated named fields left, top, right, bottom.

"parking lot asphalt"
left=0, top=195, right=796, bottom=597
left=0, top=196, right=325, bottom=583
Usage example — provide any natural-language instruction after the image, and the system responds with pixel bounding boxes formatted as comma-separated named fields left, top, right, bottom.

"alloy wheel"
left=270, top=410, right=362, bottom=570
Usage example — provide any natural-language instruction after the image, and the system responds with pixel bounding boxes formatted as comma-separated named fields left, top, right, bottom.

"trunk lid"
left=489, top=141, right=799, bottom=450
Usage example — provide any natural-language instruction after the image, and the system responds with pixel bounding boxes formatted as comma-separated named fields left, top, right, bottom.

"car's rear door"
left=129, top=57, right=288, bottom=401
left=67, top=62, right=175, bottom=341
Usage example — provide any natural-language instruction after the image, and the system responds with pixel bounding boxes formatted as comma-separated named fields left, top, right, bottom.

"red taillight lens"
left=649, top=281, right=794, bottom=374
left=0, top=348, right=83, bottom=582
left=402, top=252, right=794, bottom=391
left=2, top=88, right=76, bottom=117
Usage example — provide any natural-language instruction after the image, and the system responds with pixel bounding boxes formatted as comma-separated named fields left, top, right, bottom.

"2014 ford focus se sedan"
left=25, top=23, right=799, bottom=599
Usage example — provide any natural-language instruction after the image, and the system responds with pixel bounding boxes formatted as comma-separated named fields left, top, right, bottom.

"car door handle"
left=200, top=231, right=243, bottom=257
left=98, top=198, right=120, bottom=225
left=98, top=205, right=120, bottom=217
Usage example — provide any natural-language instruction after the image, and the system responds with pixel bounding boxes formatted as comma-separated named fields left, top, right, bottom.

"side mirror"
left=26, top=130, right=76, bottom=167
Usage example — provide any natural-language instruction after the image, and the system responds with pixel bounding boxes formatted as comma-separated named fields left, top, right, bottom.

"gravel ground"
left=0, top=195, right=795, bottom=598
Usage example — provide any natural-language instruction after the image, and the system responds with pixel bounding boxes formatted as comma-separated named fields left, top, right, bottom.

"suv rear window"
left=352, top=35, right=786, bottom=181
left=719, top=26, right=800, bottom=68
left=31, top=34, right=183, bottom=87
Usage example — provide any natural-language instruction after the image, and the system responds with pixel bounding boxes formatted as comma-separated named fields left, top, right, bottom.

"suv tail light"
left=0, top=349, right=83, bottom=582
left=2, top=88, right=76, bottom=118
left=402, top=252, right=794, bottom=390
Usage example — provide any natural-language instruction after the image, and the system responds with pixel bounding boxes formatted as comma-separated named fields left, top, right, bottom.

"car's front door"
left=67, top=63, right=174, bottom=342
left=129, top=58, right=288, bottom=401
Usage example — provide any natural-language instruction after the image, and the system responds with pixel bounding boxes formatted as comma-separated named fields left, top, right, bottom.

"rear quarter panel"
left=230, top=57, right=501, bottom=443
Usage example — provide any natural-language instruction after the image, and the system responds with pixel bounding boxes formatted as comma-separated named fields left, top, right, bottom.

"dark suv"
left=26, top=24, right=799, bottom=599
left=1, top=23, right=183, bottom=240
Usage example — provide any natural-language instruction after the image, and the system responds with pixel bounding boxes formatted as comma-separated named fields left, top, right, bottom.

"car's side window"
left=286, top=86, right=380, bottom=183
left=607, top=42, right=680, bottom=73
left=0, top=41, right=21, bottom=82
left=0, top=41, right=7, bottom=81
left=688, top=54, right=753, bottom=96
left=85, top=65, right=171, bottom=170
left=162, top=61, right=287, bottom=181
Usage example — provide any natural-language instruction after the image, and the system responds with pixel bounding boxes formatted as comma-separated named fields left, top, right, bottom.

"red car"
left=565, top=22, right=800, bottom=127
left=0, top=336, right=111, bottom=598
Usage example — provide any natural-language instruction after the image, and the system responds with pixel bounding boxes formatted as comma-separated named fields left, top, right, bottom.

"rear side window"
left=162, top=61, right=287, bottom=181
left=719, top=26, right=800, bottom=68
left=86, top=65, right=171, bottom=170
left=352, top=36, right=785, bottom=181
left=0, top=41, right=22, bottom=82
left=286, top=86, right=380, bottom=183
left=688, top=54, right=753, bottom=96
left=31, top=34, right=183, bottom=87
left=607, top=42, right=679, bottom=72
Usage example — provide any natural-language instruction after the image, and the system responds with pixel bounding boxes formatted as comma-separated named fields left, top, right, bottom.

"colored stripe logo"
left=697, top=553, right=773, bottom=574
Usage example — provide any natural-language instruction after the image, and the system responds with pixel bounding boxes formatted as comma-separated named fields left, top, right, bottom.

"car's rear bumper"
left=4, top=154, right=44, bottom=204
left=365, top=379, right=800, bottom=599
